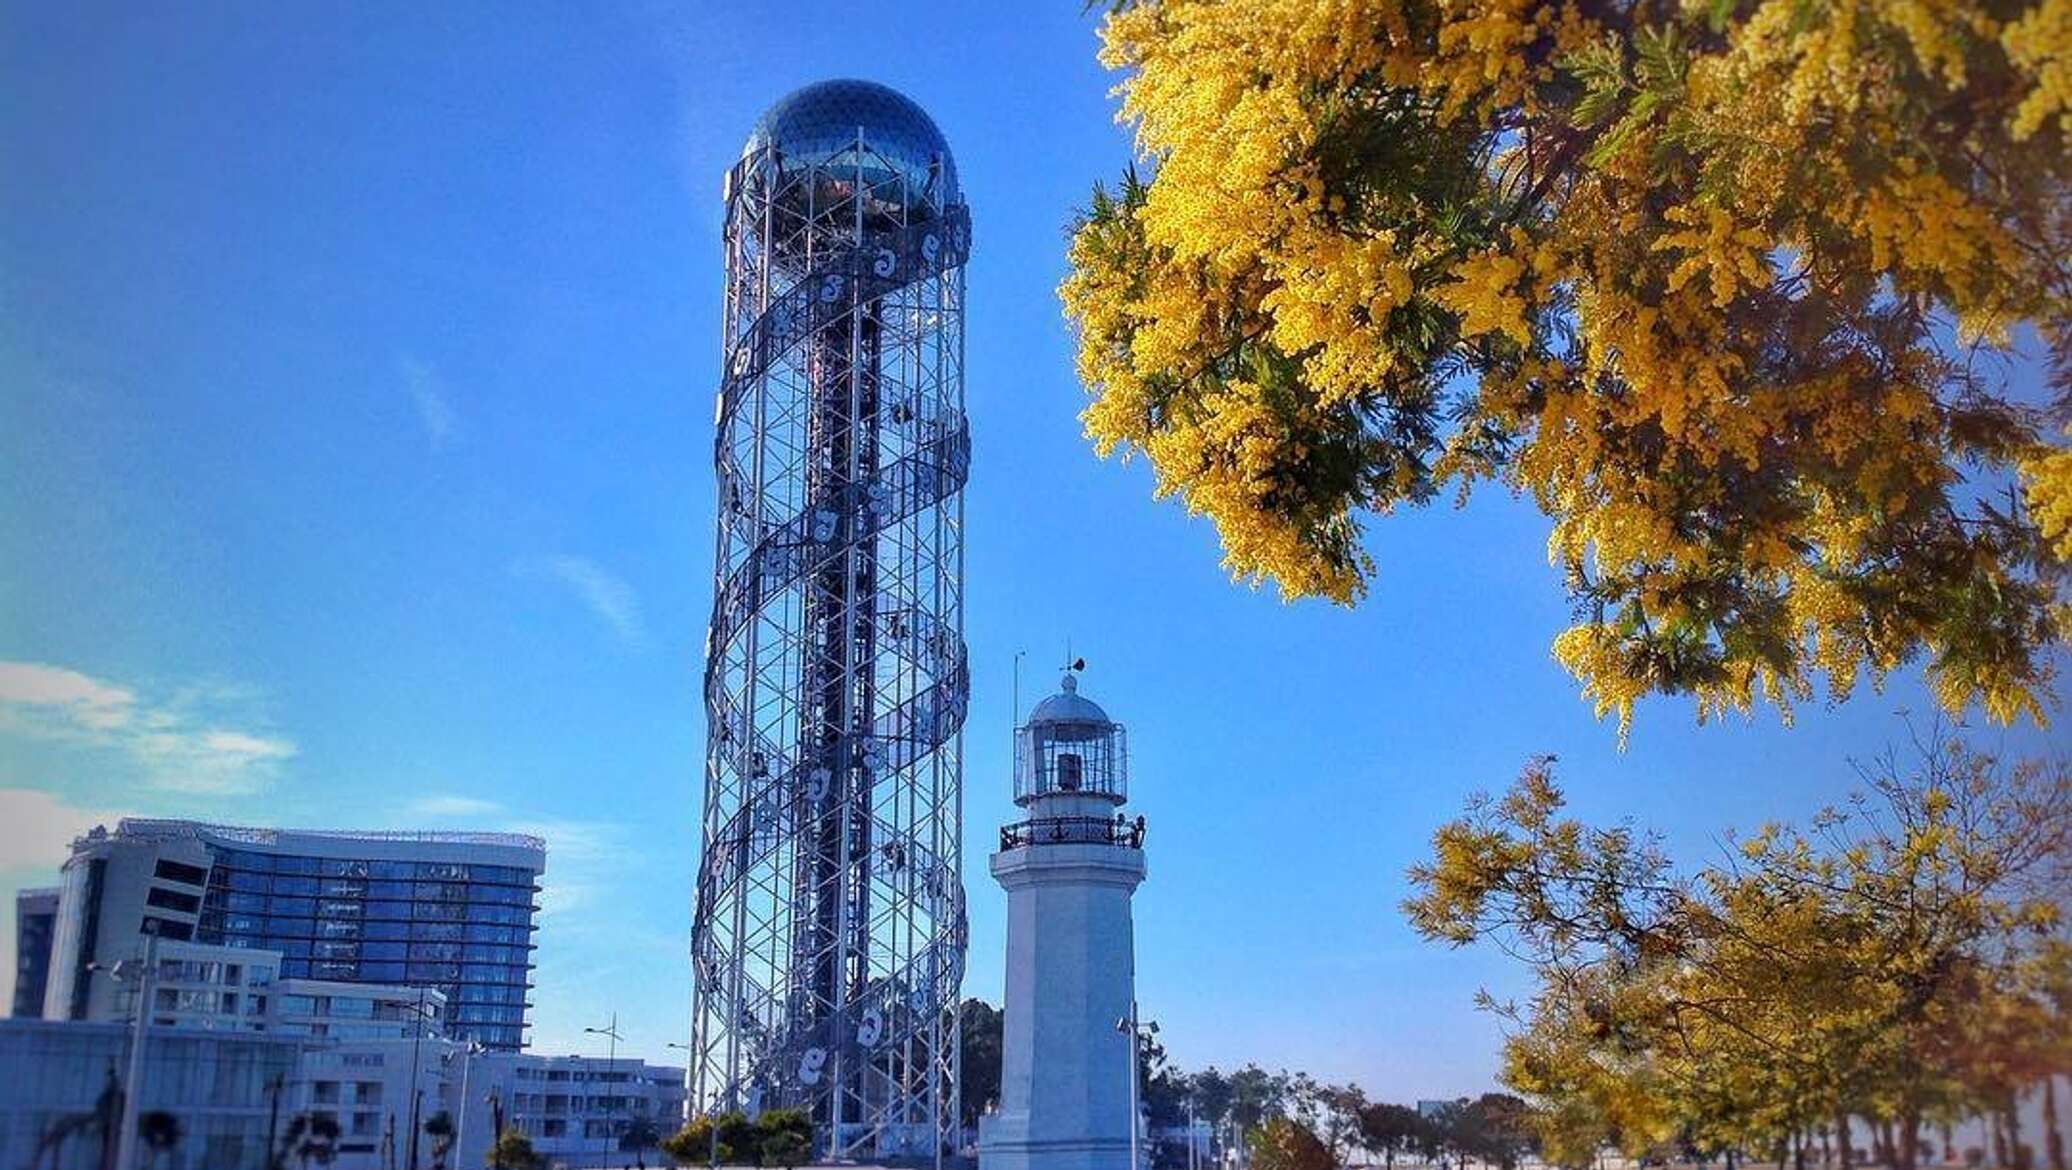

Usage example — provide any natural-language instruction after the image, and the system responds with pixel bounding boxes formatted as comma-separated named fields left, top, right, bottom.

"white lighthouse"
left=979, top=670, right=1148, bottom=1170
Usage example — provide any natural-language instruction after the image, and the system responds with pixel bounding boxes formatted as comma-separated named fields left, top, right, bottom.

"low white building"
left=97, top=937, right=447, bottom=1042
left=455, top=1053, right=688, bottom=1170
left=0, top=1014, right=687, bottom=1170
left=132, top=941, right=282, bottom=1032
left=295, top=1036, right=465, bottom=1170
left=271, top=977, right=445, bottom=1041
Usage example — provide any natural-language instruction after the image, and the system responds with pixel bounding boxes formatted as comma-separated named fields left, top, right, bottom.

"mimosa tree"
left=1062, top=0, right=2072, bottom=732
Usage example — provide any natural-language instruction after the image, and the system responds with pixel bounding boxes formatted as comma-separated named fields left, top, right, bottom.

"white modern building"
left=88, top=936, right=447, bottom=1042
left=980, top=670, right=1149, bottom=1170
left=0, top=1014, right=688, bottom=1170
left=295, top=1035, right=467, bottom=1170
left=43, top=819, right=544, bottom=1049
left=270, top=976, right=445, bottom=1041
left=123, top=940, right=282, bottom=1033
left=8, top=816, right=689, bottom=1170
left=455, top=1052, right=688, bottom=1170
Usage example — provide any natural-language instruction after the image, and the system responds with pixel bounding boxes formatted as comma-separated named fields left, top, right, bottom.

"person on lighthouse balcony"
left=979, top=666, right=1149, bottom=1170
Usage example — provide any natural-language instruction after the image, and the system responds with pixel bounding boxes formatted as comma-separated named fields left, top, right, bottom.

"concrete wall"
left=0, top=1018, right=305, bottom=1170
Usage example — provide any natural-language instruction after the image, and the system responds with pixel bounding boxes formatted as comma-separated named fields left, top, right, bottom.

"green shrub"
left=755, top=1109, right=814, bottom=1168
left=662, top=1112, right=760, bottom=1167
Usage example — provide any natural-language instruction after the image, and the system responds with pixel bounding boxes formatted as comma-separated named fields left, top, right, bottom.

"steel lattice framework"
left=692, top=80, right=970, bottom=1160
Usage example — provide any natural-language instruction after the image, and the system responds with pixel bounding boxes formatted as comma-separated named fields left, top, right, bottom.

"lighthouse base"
left=979, top=1112, right=1137, bottom=1170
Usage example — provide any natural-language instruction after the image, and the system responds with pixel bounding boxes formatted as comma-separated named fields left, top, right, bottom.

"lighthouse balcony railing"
left=998, top=815, right=1146, bottom=852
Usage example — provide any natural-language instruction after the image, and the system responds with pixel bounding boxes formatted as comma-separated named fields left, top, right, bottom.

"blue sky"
left=0, top=1, right=2062, bottom=1101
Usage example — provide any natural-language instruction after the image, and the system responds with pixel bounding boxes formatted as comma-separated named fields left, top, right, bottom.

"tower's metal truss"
left=693, top=92, right=971, bottom=1161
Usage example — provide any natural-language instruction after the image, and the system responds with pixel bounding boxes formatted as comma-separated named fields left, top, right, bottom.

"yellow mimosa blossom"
left=1064, top=0, right=2071, bottom=733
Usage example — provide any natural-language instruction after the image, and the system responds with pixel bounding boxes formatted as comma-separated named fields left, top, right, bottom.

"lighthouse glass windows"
left=1014, top=720, right=1129, bottom=803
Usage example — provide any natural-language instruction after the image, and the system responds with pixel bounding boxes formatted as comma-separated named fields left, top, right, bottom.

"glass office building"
left=46, top=821, right=545, bottom=1051
left=12, top=887, right=58, bottom=1018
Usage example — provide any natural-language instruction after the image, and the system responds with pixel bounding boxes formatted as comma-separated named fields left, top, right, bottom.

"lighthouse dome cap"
left=1027, top=673, right=1113, bottom=727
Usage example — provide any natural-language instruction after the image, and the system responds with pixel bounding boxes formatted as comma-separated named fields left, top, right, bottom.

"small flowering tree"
left=1251, top=1117, right=1334, bottom=1170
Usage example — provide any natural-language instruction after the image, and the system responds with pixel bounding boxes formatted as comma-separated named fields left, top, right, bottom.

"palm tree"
left=269, top=1115, right=309, bottom=1170
left=35, top=1065, right=123, bottom=1170
left=140, top=1110, right=184, bottom=1169
left=297, top=1114, right=342, bottom=1170
left=619, top=1117, right=663, bottom=1155
left=33, top=1112, right=99, bottom=1170
left=423, top=1109, right=455, bottom=1170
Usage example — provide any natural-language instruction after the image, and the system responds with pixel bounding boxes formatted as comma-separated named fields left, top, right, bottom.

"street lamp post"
left=586, top=1014, right=623, bottom=1170
left=89, top=920, right=161, bottom=1170
left=1193, top=1093, right=1210, bottom=1167
left=407, top=985, right=429, bottom=1170
left=266, top=1072, right=286, bottom=1170
left=1115, top=1003, right=1158, bottom=1170
left=488, top=1090, right=507, bottom=1170
left=454, top=1040, right=485, bottom=1170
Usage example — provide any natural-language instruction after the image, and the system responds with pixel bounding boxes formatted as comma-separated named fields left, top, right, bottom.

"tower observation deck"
left=692, top=79, right=972, bottom=1160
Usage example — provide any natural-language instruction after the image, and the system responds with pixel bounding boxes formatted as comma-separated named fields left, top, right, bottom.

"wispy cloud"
left=133, top=727, right=297, bottom=795
left=0, top=661, right=296, bottom=796
left=518, top=555, right=646, bottom=647
left=0, top=662, right=136, bottom=730
left=405, top=793, right=504, bottom=818
left=505, top=816, right=622, bottom=918
left=401, top=356, right=458, bottom=451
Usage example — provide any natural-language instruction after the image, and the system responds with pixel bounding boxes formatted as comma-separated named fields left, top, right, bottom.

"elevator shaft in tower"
left=797, top=308, right=880, bottom=1043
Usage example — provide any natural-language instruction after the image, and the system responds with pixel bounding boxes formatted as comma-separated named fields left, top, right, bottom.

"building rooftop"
left=112, top=818, right=543, bottom=850
left=100, top=819, right=547, bottom=867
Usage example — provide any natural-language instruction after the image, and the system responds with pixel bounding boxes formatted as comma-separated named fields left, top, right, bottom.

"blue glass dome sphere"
left=743, top=79, right=960, bottom=214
